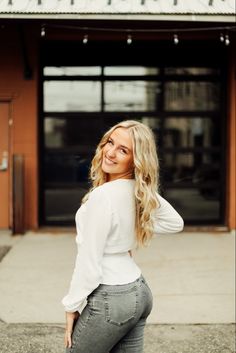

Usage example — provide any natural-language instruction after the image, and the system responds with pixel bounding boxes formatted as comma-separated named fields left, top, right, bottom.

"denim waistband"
left=91, top=274, right=145, bottom=295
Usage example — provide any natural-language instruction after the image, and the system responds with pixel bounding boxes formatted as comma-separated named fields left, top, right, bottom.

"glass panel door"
left=41, top=58, right=225, bottom=226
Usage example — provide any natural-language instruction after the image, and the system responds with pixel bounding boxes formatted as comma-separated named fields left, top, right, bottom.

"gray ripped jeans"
left=66, top=275, right=153, bottom=353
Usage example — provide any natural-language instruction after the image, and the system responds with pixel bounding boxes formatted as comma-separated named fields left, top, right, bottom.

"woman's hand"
left=64, top=311, right=80, bottom=348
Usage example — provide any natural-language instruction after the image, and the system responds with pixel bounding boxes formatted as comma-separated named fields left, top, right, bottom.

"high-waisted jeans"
left=66, top=275, right=153, bottom=353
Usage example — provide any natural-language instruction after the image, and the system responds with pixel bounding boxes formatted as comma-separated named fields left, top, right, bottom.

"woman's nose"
left=107, top=146, right=116, bottom=158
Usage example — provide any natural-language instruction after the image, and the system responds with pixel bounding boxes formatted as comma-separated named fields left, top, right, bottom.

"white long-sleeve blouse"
left=62, top=178, right=184, bottom=314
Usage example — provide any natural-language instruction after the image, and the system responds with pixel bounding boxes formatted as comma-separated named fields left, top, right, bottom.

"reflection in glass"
left=44, top=66, right=101, bottom=76
left=104, top=67, right=159, bottom=76
left=162, top=117, right=220, bottom=149
left=164, top=188, right=220, bottom=222
left=44, top=81, right=101, bottom=111
left=165, top=82, right=220, bottom=111
left=44, top=117, right=101, bottom=149
left=44, top=153, right=91, bottom=184
left=162, top=152, right=220, bottom=188
left=104, top=81, right=161, bottom=111
left=45, top=188, right=87, bottom=222
left=165, top=68, right=219, bottom=75
left=103, top=116, right=160, bottom=136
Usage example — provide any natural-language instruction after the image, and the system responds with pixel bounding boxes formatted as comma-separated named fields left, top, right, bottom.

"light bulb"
left=83, top=35, right=88, bottom=44
left=173, top=34, right=179, bottom=45
left=41, top=26, right=45, bottom=37
left=127, top=35, right=132, bottom=45
left=219, top=33, right=224, bottom=42
left=225, top=34, right=230, bottom=46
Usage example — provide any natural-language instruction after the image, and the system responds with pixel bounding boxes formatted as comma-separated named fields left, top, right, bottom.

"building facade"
left=0, top=0, right=235, bottom=232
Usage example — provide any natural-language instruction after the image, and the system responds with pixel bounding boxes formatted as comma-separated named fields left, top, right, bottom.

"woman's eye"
left=120, top=148, right=127, bottom=154
left=107, top=139, right=113, bottom=145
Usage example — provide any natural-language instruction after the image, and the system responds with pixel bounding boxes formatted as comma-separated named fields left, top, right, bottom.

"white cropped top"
left=62, top=179, right=184, bottom=313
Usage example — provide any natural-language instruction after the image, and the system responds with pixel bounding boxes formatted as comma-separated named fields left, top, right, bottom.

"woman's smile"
left=104, top=156, right=117, bottom=165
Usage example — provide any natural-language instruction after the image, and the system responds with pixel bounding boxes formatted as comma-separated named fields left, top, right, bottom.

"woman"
left=62, top=120, right=184, bottom=353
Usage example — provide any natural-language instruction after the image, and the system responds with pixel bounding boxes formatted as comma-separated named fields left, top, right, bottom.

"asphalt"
left=0, top=323, right=235, bottom=353
left=0, top=230, right=235, bottom=353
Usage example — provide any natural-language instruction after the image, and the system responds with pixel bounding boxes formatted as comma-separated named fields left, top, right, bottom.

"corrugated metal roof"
left=0, top=0, right=235, bottom=15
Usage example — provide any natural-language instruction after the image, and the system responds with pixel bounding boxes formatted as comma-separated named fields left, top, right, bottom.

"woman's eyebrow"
left=109, top=136, right=131, bottom=151
left=120, top=144, right=130, bottom=151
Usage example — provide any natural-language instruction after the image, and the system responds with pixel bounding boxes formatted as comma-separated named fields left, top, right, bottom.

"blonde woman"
left=62, top=120, right=184, bottom=353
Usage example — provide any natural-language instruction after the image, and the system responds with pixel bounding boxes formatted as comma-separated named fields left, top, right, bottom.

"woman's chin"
left=101, top=163, right=112, bottom=174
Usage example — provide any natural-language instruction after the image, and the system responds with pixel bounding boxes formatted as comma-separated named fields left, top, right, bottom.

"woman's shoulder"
left=87, top=182, right=111, bottom=201
left=90, top=179, right=135, bottom=199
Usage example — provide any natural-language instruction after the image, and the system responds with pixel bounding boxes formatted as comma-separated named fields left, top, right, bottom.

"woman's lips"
left=104, top=156, right=117, bottom=165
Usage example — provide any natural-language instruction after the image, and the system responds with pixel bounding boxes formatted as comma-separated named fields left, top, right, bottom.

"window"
left=41, top=60, right=224, bottom=225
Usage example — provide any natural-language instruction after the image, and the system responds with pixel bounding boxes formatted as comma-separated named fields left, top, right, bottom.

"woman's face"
left=102, top=127, right=134, bottom=181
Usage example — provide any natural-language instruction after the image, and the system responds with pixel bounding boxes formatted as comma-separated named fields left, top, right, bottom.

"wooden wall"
left=0, top=24, right=39, bottom=229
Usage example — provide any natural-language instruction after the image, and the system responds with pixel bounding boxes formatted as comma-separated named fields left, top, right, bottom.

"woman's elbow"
left=175, top=216, right=184, bottom=233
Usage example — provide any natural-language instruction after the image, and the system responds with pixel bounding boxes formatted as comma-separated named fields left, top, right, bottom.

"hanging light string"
left=40, top=23, right=236, bottom=34
left=40, top=24, right=235, bottom=45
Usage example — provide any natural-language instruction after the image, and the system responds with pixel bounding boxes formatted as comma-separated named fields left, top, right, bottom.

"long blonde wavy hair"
left=83, top=120, right=160, bottom=246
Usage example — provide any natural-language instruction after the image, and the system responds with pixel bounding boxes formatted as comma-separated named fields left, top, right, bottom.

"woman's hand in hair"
left=64, top=311, right=80, bottom=348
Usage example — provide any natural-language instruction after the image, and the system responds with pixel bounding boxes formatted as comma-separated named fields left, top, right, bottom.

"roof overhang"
left=0, top=13, right=235, bottom=22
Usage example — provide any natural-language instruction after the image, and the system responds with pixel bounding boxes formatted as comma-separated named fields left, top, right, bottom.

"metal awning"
left=0, top=0, right=235, bottom=22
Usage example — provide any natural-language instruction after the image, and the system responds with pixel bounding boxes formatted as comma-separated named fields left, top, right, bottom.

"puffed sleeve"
left=62, top=188, right=112, bottom=313
left=153, top=193, right=184, bottom=235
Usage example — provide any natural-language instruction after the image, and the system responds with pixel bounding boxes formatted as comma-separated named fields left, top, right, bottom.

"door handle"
left=0, top=151, right=8, bottom=171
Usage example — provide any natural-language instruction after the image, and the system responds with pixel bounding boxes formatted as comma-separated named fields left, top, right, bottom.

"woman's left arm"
left=62, top=188, right=112, bottom=314
left=153, top=193, right=184, bottom=235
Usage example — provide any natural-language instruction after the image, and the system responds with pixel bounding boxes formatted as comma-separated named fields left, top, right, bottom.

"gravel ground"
left=0, top=323, right=235, bottom=353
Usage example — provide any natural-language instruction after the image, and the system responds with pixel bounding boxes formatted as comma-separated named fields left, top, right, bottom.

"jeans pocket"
left=104, top=286, right=138, bottom=326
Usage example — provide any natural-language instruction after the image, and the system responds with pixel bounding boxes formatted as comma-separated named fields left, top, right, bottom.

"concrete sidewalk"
left=0, top=230, right=235, bottom=324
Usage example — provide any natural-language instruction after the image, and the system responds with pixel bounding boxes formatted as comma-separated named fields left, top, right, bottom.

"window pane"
left=44, top=152, right=91, bottom=184
left=104, top=81, right=161, bottom=111
left=162, top=117, right=220, bottom=148
left=161, top=150, right=221, bottom=222
left=162, top=152, right=220, bottom=186
left=44, top=117, right=101, bottom=149
left=103, top=116, right=161, bottom=136
left=44, top=66, right=101, bottom=76
left=164, top=82, right=220, bottom=111
left=45, top=187, right=87, bottom=223
left=104, top=67, right=159, bottom=76
left=44, top=81, right=101, bottom=111
left=43, top=117, right=103, bottom=222
left=165, top=68, right=220, bottom=75
left=164, top=188, right=220, bottom=222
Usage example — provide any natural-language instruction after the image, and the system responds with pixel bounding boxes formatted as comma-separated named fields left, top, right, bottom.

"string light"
left=40, top=23, right=235, bottom=35
left=127, top=34, right=132, bottom=45
left=173, top=34, right=179, bottom=45
left=225, top=34, right=230, bottom=46
left=219, top=33, right=224, bottom=42
left=38, top=23, right=234, bottom=46
left=41, top=25, right=45, bottom=37
left=83, top=34, right=88, bottom=44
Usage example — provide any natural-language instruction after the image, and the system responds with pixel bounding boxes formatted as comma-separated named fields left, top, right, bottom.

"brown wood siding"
left=0, top=24, right=38, bottom=230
